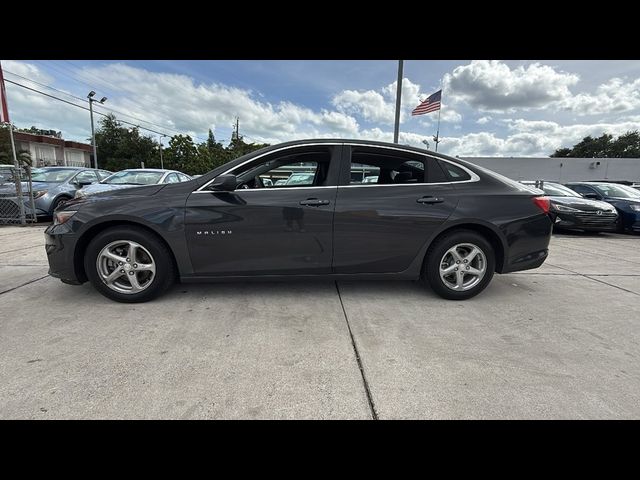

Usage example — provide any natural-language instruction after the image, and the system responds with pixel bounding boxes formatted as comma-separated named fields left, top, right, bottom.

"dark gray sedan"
left=0, top=166, right=112, bottom=217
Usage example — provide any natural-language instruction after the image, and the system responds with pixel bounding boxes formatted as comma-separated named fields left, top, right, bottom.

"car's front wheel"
left=424, top=229, right=495, bottom=300
left=84, top=226, right=175, bottom=303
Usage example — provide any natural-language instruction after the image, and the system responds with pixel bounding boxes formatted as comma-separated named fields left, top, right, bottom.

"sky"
left=2, top=59, right=640, bottom=157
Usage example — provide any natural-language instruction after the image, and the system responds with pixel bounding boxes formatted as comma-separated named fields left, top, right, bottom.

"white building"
left=461, top=156, right=640, bottom=183
left=14, top=130, right=92, bottom=167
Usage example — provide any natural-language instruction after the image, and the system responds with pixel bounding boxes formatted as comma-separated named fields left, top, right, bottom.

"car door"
left=332, top=144, right=460, bottom=274
left=184, top=144, right=341, bottom=276
left=72, top=170, right=99, bottom=188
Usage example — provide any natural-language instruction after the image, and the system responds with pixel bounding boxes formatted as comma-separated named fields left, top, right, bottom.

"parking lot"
left=0, top=224, right=638, bottom=419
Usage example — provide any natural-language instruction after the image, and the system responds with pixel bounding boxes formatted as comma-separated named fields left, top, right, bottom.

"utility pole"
left=232, top=116, right=239, bottom=141
left=159, top=134, right=166, bottom=170
left=393, top=60, right=404, bottom=144
left=87, top=91, right=107, bottom=169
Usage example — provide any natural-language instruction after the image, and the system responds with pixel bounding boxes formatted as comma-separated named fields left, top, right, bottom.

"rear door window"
left=347, top=147, right=448, bottom=185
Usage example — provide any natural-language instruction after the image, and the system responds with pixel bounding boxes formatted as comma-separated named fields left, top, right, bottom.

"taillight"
left=532, top=196, right=550, bottom=214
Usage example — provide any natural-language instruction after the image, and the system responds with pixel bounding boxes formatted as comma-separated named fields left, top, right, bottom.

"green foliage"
left=551, top=131, right=640, bottom=158
left=94, top=116, right=270, bottom=175
left=0, top=124, right=32, bottom=169
left=95, top=114, right=160, bottom=171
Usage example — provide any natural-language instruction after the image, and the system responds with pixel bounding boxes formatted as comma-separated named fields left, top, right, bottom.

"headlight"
left=53, top=210, right=77, bottom=225
left=630, top=204, right=640, bottom=212
left=552, top=203, right=581, bottom=212
left=33, top=189, right=48, bottom=199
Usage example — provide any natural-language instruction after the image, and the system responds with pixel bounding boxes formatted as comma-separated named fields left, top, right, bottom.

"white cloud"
left=476, top=116, right=492, bottom=125
left=445, top=60, right=579, bottom=111
left=333, top=78, right=461, bottom=125
left=443, top=118, right=640, bottom=157
left=557, top=77, right=640, bottom=115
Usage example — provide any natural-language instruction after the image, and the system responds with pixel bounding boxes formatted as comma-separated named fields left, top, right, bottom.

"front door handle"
left=417, top=196, right=444, bottom=204
left=300, top=198, right=330, bottom=206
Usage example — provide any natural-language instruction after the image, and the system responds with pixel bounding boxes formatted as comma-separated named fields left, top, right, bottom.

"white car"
left=76, top=169, right=191, bottom=198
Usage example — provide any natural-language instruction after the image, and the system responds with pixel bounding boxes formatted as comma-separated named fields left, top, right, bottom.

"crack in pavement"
left=0, top=244, right=45, bottom=255
left=335, top=281, right=378, bottom=420
left=551, top=243, right=640, bottom=266
left=546, top=262, right=640, bottom=297
left=0, top=275, right=50, bottom=295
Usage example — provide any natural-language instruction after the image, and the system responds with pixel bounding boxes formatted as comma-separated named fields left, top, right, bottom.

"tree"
left=163, top=134, right=199, bottom=173
left=0, top=124, right=31, bottom=170
left=551, top=131, right=640, bottom=158
left=95, top=114, right=161, bottom=171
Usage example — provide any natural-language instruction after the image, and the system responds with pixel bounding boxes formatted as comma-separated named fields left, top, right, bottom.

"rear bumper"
left=501, top=248, right=548, bottom=273
left=500, top=213, right=553, bottom=274
left=44, top=224, right=84, bottom=284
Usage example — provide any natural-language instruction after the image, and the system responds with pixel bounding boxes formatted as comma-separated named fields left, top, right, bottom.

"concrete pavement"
left=0, top=224, right=638, bottom=419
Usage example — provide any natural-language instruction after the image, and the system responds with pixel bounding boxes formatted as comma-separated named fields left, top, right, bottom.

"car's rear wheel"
left=424, top=229, right=495, bottom=300
left=84, top=226, right=175, bottom=303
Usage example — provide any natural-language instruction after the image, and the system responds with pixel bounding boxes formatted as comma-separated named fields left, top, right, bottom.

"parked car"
left=0, top=166, right=112, bottom=218
left=565, top=182, right=640, bottom=233
left=521, top=181, right=618, bottom=232
left=45, top=139, right=553, bottom=303
left=75, top=169, right=192, bottom=198
left=284, top=172, right=315, bottom=186
left=0, top=164, right=22, bottom=183
left=273, top=179, right=287, bottom=186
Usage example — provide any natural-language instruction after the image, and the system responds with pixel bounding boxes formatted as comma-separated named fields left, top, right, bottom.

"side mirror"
left=583, top=192, right=599, bottom=199
left=209, top=174, right=237, bottom=191
left=78, top=180, right=94, bottom=187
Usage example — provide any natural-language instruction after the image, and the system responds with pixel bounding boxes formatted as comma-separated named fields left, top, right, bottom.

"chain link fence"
left=0, top=164, right=37, bottom=224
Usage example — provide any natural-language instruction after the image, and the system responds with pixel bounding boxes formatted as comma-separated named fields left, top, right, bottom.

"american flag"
left=0, top=61, right=10, bottom=123
left=412, top=89, right=441, bottom=116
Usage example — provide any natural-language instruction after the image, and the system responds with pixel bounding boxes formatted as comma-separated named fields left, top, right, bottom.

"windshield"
left=285, top=173, right=315, bottom=185
left=593, top=184, right=640, bottom=199
left=103, top=171, right=164, bottom=185
left=543, top=183, right=581, bottom=197
left=31, top=168, right=76, bottom=183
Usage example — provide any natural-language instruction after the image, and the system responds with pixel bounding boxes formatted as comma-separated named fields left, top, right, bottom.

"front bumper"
left=552, top=211, right=619, bottom=232
left=0, top=195, right=48, bottom=217
left=619, top=211, right=640, bottom=232
left=44, top=223, right=84, bottom=284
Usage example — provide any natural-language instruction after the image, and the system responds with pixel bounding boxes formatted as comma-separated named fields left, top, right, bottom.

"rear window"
left=438, top=160, right=471, bottom=181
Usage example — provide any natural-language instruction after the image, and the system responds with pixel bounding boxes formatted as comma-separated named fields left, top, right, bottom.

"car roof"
left=120, top=169, right=176, bottom=173
left=35, top=166, right=86, bottom=169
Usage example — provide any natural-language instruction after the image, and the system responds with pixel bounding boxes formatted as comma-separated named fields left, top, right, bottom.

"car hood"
left=0, top=180, right=58, bottom=194
left=82, top=183, right=166, bottom=198
left=602, top=197, right=640, bottom=209
left=79, top=183, right=159, bottom=196
left=548, top=196, right=616, bottom=212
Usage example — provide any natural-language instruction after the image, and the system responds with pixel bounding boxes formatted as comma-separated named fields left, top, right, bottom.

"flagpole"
left=393, top=60, right=404, bottom=144
left=434, top=85, right=443, bottom=152
left=434, top=106, right=441, bottom=152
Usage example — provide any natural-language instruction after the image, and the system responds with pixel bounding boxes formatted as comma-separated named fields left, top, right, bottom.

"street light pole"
left=393, top=60, right=404, bottom=144
left=87, top=91, right=107, bottom=169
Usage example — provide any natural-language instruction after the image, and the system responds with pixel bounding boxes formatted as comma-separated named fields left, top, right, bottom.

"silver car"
left=0, top=166, right=112, bottom=217
left=76, top=169, right=192, bottom=198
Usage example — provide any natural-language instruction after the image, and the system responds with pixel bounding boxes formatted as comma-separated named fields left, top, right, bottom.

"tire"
left=50, top=196, right=71, bottom=215
left=424, top=229, right=495, bottom=300
left=84, top=226, right=175, bottom=303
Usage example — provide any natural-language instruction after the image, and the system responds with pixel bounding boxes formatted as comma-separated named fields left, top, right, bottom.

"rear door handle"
left=300, top=198, right=330, bottom=206
left=417, top=196, right=444, bottom=204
